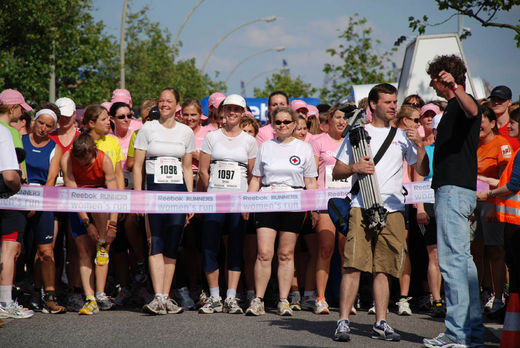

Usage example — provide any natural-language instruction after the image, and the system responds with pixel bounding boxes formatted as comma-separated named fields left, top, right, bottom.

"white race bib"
left=325, top=165, right=352, bottom=189
left=154, top=157, right=183, bottom=184
left=210, top=161, right=241, bottom=189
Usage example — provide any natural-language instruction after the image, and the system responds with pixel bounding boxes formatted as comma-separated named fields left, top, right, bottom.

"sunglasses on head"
left=116, top=113, right=133, bottom=120
left=404, top=102, right=421, bottom=108
left=274, top=120, right=293, bottom=125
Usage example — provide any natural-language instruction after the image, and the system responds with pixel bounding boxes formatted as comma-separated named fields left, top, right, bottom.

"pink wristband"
left=451, top=83, right=458, bottom=91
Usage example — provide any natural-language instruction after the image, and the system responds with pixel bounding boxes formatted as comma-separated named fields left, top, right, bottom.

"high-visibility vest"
left=496, top=148, right=520, bottom=225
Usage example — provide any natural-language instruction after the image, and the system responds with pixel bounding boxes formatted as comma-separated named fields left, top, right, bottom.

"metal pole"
left=120, top=0, right=128, bottom=89
left=49, top=31, right=56, bottom=102
left=225, top=47, right=284, bottom=84
left=201, top=16, right=276, bottom=73
left=173, top=0, right=205, bottom=58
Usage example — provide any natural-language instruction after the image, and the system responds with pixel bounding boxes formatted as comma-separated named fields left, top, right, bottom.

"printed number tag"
left=210, top=161, right=240, bottom=189
left=325, top=165, right=352, bottom=189
left=154, top=157, right=183, bottom=184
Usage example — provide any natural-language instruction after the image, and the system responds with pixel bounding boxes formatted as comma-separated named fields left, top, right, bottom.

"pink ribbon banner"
left=0, top=181, right=487, bottom=213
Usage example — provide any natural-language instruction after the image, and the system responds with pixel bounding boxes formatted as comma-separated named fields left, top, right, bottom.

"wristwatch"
left=82, top=219, right=91, bottom=229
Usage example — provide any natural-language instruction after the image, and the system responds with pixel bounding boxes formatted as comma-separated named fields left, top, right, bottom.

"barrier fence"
left=0, top=181, right=488, bottom=214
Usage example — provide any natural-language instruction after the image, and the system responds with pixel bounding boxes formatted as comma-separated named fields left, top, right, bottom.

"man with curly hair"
left=423, top=55, right=484, bottom=348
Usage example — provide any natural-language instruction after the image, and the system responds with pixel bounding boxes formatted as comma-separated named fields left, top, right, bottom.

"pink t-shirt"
left=192, top=126, right=211, bottom=172
left=111, top=130, right=133, bottom=170
left=311, top=133, right=345, bottom=189
left=256, top=124, right=275, bottom=146
left=304, top=132, right=314, bottom=143
left=203, top=123, right=217, bottom=132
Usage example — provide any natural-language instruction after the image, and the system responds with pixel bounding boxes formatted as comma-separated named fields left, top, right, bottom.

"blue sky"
left=92, top=0, right=520, bottom=100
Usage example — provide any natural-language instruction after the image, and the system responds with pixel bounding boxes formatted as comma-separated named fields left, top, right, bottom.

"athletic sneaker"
left=67, top=292, right=84, bottom=312
left=79, top=299, right=99, bottom=315
left=488, top=298, right=505, bottom=314
left=95, top=240, right=109, bottom=266
left=134, top=261, right=148, bottom=283
left=431, top=300, right=446, bottom=318
left=245, top=297, right=265, bottom=316
left=143, top=296, right=167, bottom=315
left=289, top=293, right=301, bottom=311
left=96, top=292, right=114, bottom=310
left=199, top=296, right=223, bottom=314
left=175, top=287, right=196, bottom=310
left=0, top=302, right=35, bottom=319
left=372, top=320, right=400, bottom=341
left=28, top=291, right=42, bottom=311
left=334, top=319, right=351, bottom=342
left=165, top=298, right=183, bottom=314
left=350, top=306, right=357, bottom=315
left=482, top=292, right=494, bottom=313
left=301, top=295, right=316, bottom=311
left=396, top=297, right=412, bottom=316
left=423, top=333, right=467, bottom=347
left=42, top=298, right=67, bottom=314
left=114, top=287, right=132, bottom=306
left=223, top=297, right=243, bottom=314
left=196, top=290, right=209, bottom=309
left=277, top=298, right=293, bottom=316
left=313, top=297, right=329, bottom=315
left=368, top=303, right=389, bottom=315
left=368, top=304, right=376, bottom=314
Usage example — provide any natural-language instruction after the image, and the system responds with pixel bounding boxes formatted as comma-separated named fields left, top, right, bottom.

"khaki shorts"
left=343, top=208, right=406, bottom=278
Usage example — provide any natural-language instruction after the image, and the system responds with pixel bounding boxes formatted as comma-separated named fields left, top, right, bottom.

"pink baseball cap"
left=420, top=103, right=441, bottom=117
left=201, top=114, right=208, bottom=121
left=100, top=102, right=112, bottom=111
left=175, top=105, right=183, bottom=119
left=290, top=100, right=308, bottom=114
left=306, top=104, right=320, bottom=124
left=209, top=92, right=226, bottom=109
left=0, top=89, right=32, bottom=111
left=111, top=89, right=132, bottom=105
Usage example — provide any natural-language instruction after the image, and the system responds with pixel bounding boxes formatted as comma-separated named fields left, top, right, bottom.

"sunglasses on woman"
left=116, top=113, right=133, bottom=120
left=274, top=120, right=293, bottom=126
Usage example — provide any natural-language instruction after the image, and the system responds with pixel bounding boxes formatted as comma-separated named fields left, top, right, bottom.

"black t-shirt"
left=432, top=96, right=481, bottom=190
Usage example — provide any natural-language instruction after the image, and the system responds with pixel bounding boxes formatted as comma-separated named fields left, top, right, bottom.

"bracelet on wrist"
left=487, top=190, right=494, bottom=199
left=451, top=83, right=458, bottom=91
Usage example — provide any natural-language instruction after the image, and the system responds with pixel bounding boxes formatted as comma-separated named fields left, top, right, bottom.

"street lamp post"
left=120, top=0, right=128, bottom=89
left=201, top=16, right=277, bottom=73
left=225, top=47, right=285, bottom=84
left=172, top=0, right=205, bottom=58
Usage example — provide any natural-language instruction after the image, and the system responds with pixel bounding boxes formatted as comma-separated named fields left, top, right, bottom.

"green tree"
left=409, top=0, right=520, bottom=47
left=253, top=72, right=317, bottom=98
left=124, top=7, right=225, bottom=107
left=0, top=0, right=117, bottom=106
left=320, top=14, right=396, bottom=104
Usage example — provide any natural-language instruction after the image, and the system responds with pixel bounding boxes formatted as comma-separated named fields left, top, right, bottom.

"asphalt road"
left=2, top=306, right=501, bottom=347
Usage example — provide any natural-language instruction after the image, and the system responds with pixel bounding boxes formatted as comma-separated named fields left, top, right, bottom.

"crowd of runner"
left=0, top=56, right=518, bottom=345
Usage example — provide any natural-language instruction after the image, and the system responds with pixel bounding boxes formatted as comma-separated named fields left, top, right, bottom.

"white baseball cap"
left=222, top=94, right=246, bottom=109
left=55, top=97, right=76, bottom=117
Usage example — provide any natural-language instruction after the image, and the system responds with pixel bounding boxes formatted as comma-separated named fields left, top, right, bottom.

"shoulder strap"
left=350, top=127, right=397, bottom=196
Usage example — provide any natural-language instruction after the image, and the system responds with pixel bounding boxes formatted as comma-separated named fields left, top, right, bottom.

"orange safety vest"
left=496, top=148, right=520, bottom=225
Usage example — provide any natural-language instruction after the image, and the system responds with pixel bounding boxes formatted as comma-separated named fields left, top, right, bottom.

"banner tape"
left=0, top=181, right=487, bottom=214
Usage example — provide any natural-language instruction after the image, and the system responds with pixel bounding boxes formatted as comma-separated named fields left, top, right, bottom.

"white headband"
left=34, top=108, right=58, bottom=125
